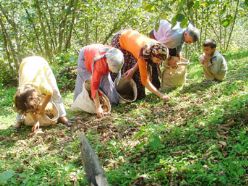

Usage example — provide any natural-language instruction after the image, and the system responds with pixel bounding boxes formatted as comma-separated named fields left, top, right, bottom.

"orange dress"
left=119, top=29, right=159, bottom=86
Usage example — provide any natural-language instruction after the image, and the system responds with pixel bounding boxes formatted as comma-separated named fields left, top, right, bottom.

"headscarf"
left=141, top=42, right=168, bottom=61
left=105, top=48, right=124, bottom=73
left=93, top=47, right=124, bottom=85
left=140, top=42, right=167, bottom=89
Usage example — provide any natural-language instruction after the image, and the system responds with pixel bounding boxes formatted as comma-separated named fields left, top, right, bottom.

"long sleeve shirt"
left=200, top=51, right=228, bottom=74
left=153, top=20, right=185, bottom=55
left=119, top=29, right=159, bottom=86
left=83, top=44, right=110, bottom=99
left=19, top=56, right=53, bottom=96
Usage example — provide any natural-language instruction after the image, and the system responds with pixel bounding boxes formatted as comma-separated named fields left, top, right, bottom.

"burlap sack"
left=71, top=81, right=111, bottom=113
left=24, top=102, right=59, bottom=126
left=161, top=58, right=189, bottom=89
left=115, top=77, right=137, bottom=103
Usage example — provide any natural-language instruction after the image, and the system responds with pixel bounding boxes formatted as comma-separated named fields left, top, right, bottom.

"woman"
left=14, top=56, right=70, bottom=132
left=111, top=29, right=169, bottom=100
left=73, top=44, right=124, bottom=118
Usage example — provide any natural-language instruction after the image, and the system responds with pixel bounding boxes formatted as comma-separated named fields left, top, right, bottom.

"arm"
left=39, top=64, right=54, bottom=114
left=31, top=113, right=40, bottom=132
left=38, top=94, right=52, bottom=115
left=145, top=80, right=169, bottom=100
left=199, top=54, right=211, bottom=65
left=138, top=58, right=169, bottom=101
left=123, top=63, right=139, bottom=79
left=91, top=68, right=102, bottom=99
left=91, top=68, right=105, bottom=117
left=93, top=91, right=104, bottom=118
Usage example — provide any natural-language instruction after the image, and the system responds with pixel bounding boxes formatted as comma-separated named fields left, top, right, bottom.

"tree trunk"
left=0, top=15, right=19, bottom=71
left=0, top=18, right=13, bottom=71
left=65, top=0, right=79, bottom=51
left=84, top=18, right=90, bottom=45
left=225, top=0, right=239, bottom=51
left=34, top=0, right=51, bottom=59
left=45, top=0, right=58, bottom=49
left=24, top=9, right=43, bottom=54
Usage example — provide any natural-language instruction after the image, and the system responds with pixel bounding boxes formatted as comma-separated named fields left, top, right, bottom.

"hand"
left=201, top=55, right=210, bottom=65
left=123, top=68, right=134, bottom=79
left=96, top=106, right=104, bottom=118
left=161, top=94, right=170, bottom=102
left=32, top=121, right=40, bottom=132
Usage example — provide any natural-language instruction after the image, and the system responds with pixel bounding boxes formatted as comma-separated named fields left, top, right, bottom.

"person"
left=199, top=39, right=227, bottom=81
left=14, top=56, right=70, bottom=132
left=150, top=20, right=200, bottom=57
left=73, top=44, right=124, bottom=118
left=111, top=29, right=169, bottom=101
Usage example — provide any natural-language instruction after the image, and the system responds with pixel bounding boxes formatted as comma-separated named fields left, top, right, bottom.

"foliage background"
left=0, top=0, right=247, bottom=86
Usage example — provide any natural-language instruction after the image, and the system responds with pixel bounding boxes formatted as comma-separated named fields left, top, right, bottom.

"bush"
left=0, top=58, right=18, bottom=86
left=51, top=52, right=78, bottom=92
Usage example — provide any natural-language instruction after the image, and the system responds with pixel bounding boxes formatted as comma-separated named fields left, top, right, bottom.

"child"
left=14, top=56, right=70, bottom=132
left=199, top=39, right=227, bottom=81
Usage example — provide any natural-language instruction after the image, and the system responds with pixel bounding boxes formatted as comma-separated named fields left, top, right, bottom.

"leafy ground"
left=0, top=50, right=247, bottom=186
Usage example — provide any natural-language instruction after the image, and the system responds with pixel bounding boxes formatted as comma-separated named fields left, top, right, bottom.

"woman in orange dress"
left=111, top=29, right=169, bottom=101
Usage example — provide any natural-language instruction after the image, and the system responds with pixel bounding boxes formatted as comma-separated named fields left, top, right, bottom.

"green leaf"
left=221, top=15, right=233, bottom=27
left=176, top=13, right=185, bottom=22
left=155, top=21, right=160, bottom=31
left=187, top=0, right=194, bottom=9
left=220, top=5, right=227, bottom=15
left=143, top=3, right=155, bottom=12
left=148, top=135, right=162, bottom=150
left=0, top=170, right=15, bottom=185
left=180, top=17, right=188, bottom=28
left=245, top=0, right=248, bottom=6
left=193, top=0, right=200, bottom=9
left=221, top=19, right=230, bottom=27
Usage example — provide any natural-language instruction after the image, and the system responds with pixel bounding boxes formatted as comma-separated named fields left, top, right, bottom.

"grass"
left=0, top=50, right=247, bottom=185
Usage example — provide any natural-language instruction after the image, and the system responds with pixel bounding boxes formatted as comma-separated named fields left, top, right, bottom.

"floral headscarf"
left=141, top=42, right=168, bottom=61
left=139, top=42, right=167, bottom=89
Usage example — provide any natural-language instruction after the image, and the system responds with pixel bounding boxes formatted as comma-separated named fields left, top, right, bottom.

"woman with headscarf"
left=111, top=29, right=169, bottom=101
left=73, top=44, right=124, bottom=118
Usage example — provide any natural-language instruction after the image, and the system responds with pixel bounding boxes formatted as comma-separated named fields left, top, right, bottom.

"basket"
left=24, top=102, right=59, bottom=126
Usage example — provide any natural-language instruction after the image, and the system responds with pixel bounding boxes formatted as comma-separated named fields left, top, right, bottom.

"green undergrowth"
left=0, top=50, right=247, bottom=185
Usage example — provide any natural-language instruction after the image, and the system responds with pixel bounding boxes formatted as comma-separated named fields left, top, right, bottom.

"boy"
left=199, top=39, right=227, bottom=81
